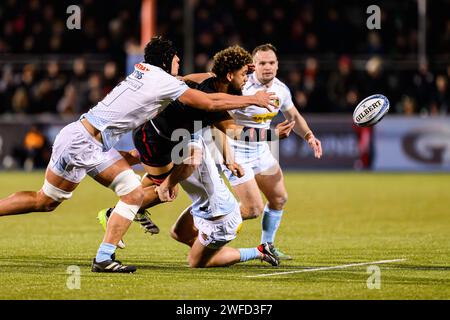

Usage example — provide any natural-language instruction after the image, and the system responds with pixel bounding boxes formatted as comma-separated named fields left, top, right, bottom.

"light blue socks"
left=261, top=204, right=283, bottom=244
left=95, top=243, right=116, bottom=262
left=239, top=248, right=260, bottom=262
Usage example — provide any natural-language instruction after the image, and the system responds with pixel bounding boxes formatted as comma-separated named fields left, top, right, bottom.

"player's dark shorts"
left=133, top=121, right=176, bottom=167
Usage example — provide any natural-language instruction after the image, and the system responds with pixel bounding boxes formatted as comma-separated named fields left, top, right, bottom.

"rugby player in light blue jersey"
left=157, top=130, right=279, bottom=268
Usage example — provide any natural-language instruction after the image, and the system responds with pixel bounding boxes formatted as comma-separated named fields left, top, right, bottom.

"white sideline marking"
left=245, top=258, right=406, bottom=278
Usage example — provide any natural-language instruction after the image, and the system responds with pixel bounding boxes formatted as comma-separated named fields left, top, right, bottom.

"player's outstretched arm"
left=283, top=106, right=322, bottom=159
left=178, top=88, right=276, bottom=112
left=213, top=118, right=244, bottom=140
left=180, top=72, right=214, bottom=84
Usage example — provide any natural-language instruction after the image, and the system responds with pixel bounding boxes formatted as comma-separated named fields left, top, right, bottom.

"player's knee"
left=243, top=203, right=264, bottom=219
left=169, top=226, right=181, bottom=242
left=169, top=226, right=190, bottom=245
left=269, top=193, right=288, bottom=210
left=121, top=187, right=144, bottom=208
left=39, top=180, right=73, bottom=212
left=36, top=191, right=61, bottom=212
left=109, top=169, right=143, bottom=205
left=187, top=257, right=205, bottom=268
left=132, top=186, right=145, bottom=204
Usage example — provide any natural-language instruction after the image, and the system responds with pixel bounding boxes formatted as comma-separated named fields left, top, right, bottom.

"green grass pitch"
left=0, top=171, right=449, bottom=299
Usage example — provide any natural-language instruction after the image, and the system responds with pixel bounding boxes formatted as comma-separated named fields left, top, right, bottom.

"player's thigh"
left=171, top=207, right=198, bottom=244
left=45, top=168, right=79, bottom=192
left=254, top=163, right=288, bottom=207
left=232, top=178, right=265, bottom=216
left=143, top=162, right=173, bottom=177
left=93, top=157, right=144, bottom=205
left=40, top=168, right=79, bottom=207
left=93, top=157, right=133, bottom=187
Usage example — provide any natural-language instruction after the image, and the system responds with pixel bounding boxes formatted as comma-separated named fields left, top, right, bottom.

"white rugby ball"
left=353, top=94, right=390, bottom=127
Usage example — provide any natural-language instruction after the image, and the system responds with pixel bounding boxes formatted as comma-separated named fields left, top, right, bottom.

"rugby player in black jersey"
left=97, top=46, right=295, bottom=246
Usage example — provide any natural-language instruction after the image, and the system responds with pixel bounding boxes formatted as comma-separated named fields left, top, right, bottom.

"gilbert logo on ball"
left=353, top=94, right=390, bottom=127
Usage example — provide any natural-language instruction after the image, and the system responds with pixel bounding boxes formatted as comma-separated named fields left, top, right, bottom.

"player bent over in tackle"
left=157, top=131, right=279, bottom=268
left=0, top=37, right=276, bottom=273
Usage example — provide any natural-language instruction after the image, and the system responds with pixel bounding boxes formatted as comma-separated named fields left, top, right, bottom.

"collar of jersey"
left=249, top=73, right=272, bottom=90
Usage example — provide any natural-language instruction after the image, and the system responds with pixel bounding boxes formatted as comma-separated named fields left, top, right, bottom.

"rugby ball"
left=353, top=94, right=390, bottom=127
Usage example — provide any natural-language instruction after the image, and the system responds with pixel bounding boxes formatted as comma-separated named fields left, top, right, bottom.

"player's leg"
left=91, top=157, right=144, bottom=272
left=188, top=239, right=237, bottom=267
left=170, top=205, right=198, bottom=247
left=0, top=168, right=78, bottom=216
left=96, top=163, right=174, bottom=238
left=0, top=122, right=85, bottom=217
left=225, top=163, right=265, bottom=220
left=188, top=239, right=280, bottom=268
left=254, top=163, right=291, bottom=260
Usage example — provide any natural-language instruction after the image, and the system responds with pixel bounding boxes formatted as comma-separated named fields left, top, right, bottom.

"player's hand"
left=275, top=120, right=295, bottom=139
left=155, top=184, right=177, bottom=202
left=118, top=149, right=141, bottom=166
left=307, top=134, right=322, bottom=159
left=225, top=162, right=245, bottom=178
left=254, top=91, right=277, bottom=112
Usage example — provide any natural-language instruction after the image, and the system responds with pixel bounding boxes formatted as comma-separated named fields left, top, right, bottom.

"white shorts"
left=223, top=142, right=278, bottom=186
left=193, top=208, right=243, bottom=249
left=48, top=121, right=123, bottom=183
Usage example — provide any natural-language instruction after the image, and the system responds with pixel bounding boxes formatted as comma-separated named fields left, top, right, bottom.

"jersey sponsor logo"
left=251, top=112, right=278, bottom=123
left=134, top=63, right=150, bottom=72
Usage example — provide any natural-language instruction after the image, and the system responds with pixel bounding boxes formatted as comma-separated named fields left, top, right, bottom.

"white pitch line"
left=245, top=258, right=407, bottom=278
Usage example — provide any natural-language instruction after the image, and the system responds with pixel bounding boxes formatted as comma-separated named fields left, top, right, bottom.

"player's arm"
left=180, top=72, right=215, bottom=84
left=156, top=145, right=202, bottom=202
left=180, top=61, right=253, bottom=84
left=213, top=117, right=295, bottom=141
left=213, top=118, right=243, bottom=140
left=178, top=88, right=276, bottom=112
left=118, top=149, right=141, bottom=166
left=210, top=125, right=244, bottom=178
left=282, top=106, right=323, bottom=159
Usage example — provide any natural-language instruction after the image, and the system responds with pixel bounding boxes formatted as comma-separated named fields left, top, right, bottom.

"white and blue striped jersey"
left=82, top=63, right=189, bottom=151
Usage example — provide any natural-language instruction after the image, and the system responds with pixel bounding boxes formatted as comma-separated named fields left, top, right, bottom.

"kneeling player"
left=157, top=131, right=279, bottom=268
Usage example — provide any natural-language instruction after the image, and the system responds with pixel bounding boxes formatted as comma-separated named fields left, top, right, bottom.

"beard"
left=228, top=83, right=243, bottom=96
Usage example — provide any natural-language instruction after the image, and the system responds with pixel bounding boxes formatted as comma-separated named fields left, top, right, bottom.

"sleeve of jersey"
left=158, top=72, right=190, bottom=101
left=280, top=86, right=295, bottom=112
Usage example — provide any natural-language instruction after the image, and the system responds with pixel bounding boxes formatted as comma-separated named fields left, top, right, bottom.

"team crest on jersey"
left=273, top=98, right=280, bottom=108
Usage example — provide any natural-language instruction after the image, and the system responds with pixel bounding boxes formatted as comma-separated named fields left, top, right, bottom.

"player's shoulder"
left=272, top=77, right=290, bottom=92
left=197, top=77, right=218, bottom=93
left=132, top=62, right=173, bottom=81
left=243, top=73, right=259, bottom=91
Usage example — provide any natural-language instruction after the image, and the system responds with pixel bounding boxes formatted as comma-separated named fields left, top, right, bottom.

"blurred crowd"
left=0, top=0, right=449, bottom=116
left=283, top=56, right=450, bottom=115
left=0, top=58, right=121, bottom=115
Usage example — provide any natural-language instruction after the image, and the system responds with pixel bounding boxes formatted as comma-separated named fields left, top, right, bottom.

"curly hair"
left=211, top=45, right=252, bottom=79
